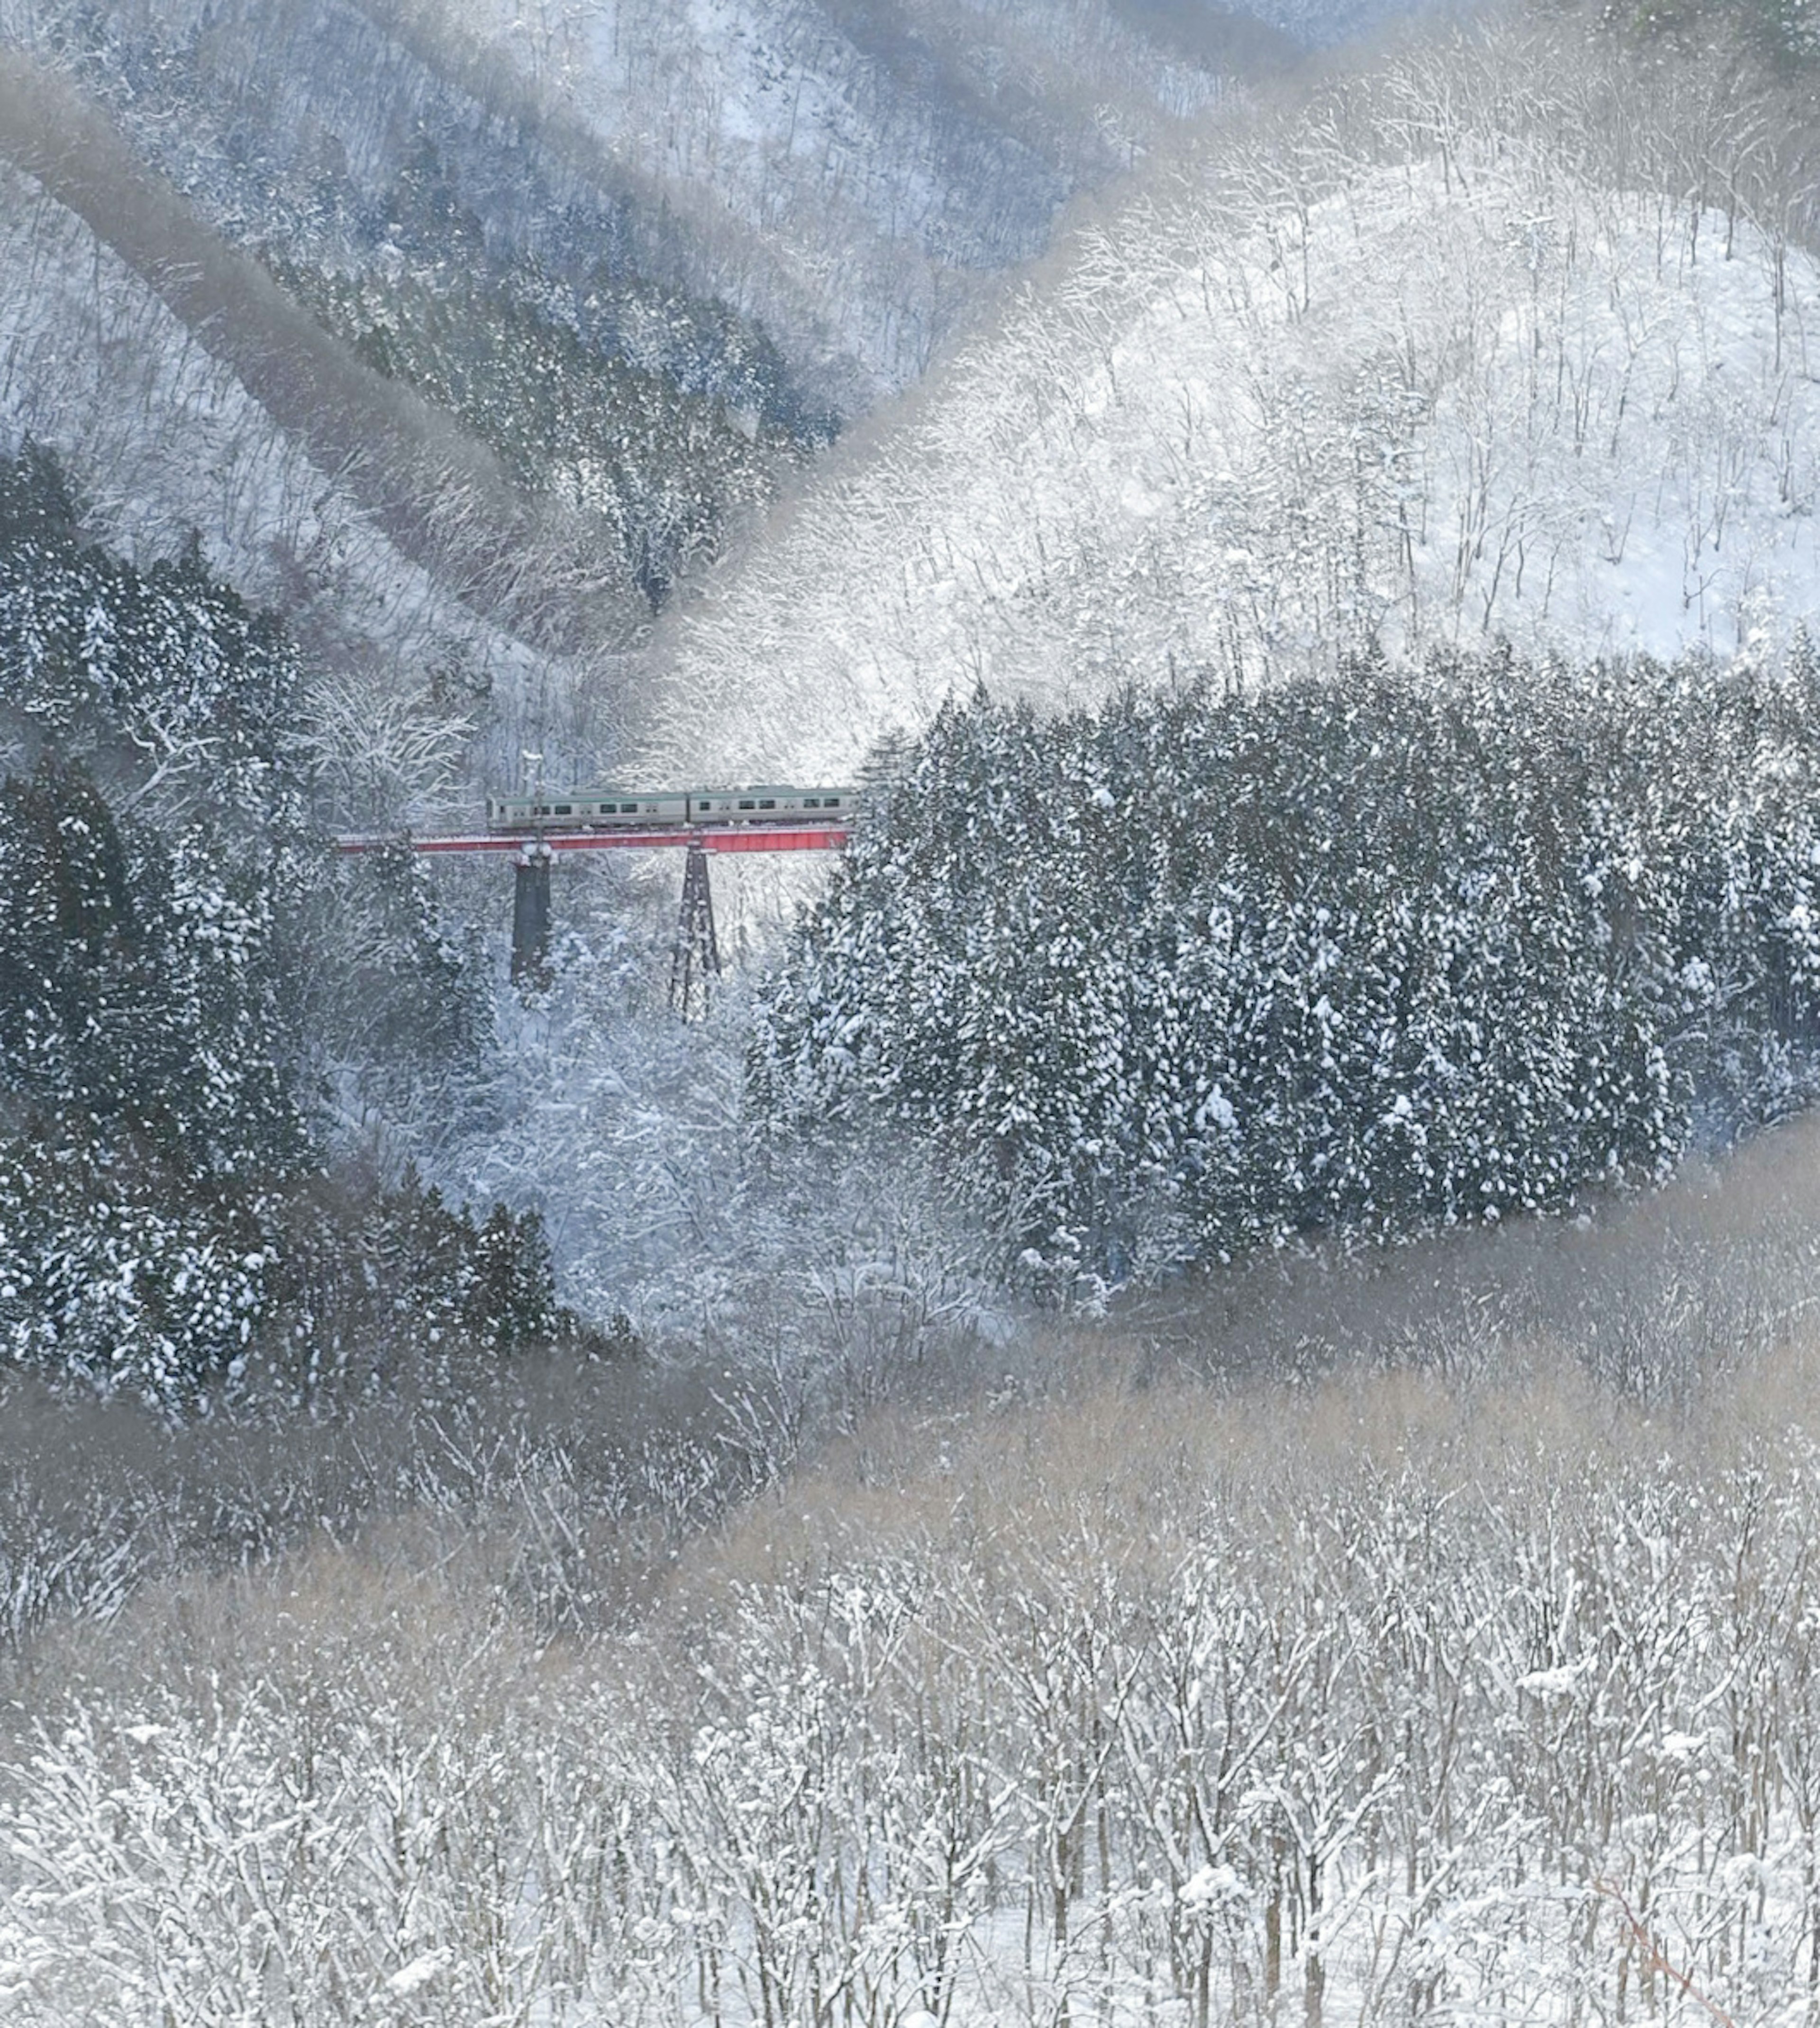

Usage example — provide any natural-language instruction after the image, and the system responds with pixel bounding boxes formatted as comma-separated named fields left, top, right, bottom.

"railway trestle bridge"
left=334, top=818, right=852, bottom=1018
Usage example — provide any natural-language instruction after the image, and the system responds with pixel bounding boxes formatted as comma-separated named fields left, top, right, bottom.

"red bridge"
left=334, top=820, right=852, bottom=1014
left=334, top=825, right=849, bottom=855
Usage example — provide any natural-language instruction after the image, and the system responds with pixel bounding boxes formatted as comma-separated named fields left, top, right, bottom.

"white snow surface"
left=385, top=1947, right=454, bottom=1995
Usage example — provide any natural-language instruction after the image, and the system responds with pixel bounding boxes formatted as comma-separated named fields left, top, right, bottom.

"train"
left=485, top=784, right=858, bottom=831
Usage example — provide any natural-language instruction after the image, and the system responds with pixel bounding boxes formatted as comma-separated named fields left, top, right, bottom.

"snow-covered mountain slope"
left=0, top=0, right=864, bottom=626
left=537, top=0, right=1298, bottom=402
left=0, top=0, right=1297, bottom=419
left=648, top=22, right=1820, bottom=783
left=0, top=99, right=640, bottom=819
left=0, top=0, right=818, bottom=407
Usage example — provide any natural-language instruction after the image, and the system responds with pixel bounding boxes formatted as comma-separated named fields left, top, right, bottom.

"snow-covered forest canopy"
left=0, top=442, right=613, bottom=1404
left=753, top=650, right=1820, bottom=1287
left=13, top=0, right=1820, bottom=2018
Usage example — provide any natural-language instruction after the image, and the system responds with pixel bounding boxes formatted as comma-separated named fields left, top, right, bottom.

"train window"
left=804, top=796, right=820, bottom=808
left=737, top=798, right=756, bottom=810
left=553, top=804, right=572, bottom=816
left=759, top=798, right=776, bottom=809
left=826, top=795, right=842, bottom=807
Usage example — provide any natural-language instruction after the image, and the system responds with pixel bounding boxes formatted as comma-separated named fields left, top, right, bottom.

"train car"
left=686, top=786, right=856, bottom=822
left=486, top=790, right=691, bottom=830
left=485, top=785, right=859, bottom=831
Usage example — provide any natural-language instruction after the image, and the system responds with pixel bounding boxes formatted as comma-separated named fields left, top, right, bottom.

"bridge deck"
left=334, top=826, right=851, bottom=855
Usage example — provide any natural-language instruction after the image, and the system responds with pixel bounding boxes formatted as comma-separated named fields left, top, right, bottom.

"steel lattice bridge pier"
left=333, top=820, right=853, bottom=1016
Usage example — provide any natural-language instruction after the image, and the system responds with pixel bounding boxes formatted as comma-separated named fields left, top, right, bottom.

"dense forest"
left=755, top=651, right=1820, bottom=1285
left=0, top=444, right=605, bottom=1405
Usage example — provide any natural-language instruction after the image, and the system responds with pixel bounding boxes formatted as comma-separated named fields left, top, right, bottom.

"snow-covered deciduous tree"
left=18, top=1355, right=1820, bottom=2022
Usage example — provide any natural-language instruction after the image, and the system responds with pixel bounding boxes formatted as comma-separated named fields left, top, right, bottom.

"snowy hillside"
left=0, top=0, right=1295, bottom=420
left=0, top=152, right=546, bottom=650
left=650, top=21, right=1820, bottom=783
left=0, top=0, right=1300, bottom=761
left=537, top=0, right=1289, bottom=400
left=0, top=147, right=645, bottom=820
